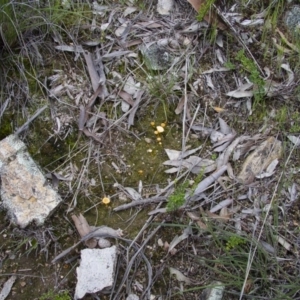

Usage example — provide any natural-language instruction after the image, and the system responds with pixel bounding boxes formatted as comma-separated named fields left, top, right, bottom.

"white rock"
left=98, top=238, right=111, bottom=248
left=0, top=135, right=62, bottom=228
left=75, top=247, right=117, bottom=299
left=201, top=281, right=225, bottom=300
left=157, top=0, right=174, bottom=15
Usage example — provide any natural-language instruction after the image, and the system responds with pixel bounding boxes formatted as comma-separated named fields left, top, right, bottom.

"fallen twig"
left=113, top=196, right=167, bottom=212
left=15, top=105, right=48, bottom=135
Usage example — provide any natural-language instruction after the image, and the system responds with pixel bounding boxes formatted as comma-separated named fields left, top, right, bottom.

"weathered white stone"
left=157, top=0, right=174, bottom=15
left=200, top=281, right=225, bottom=300
left=0, top=134, right=62, bottom=228
left=75, top=247, right=117, bottom=299
left=140, top=44, right=173, bottom=71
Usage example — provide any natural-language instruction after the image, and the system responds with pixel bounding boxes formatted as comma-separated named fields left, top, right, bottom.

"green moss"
left=225, top=235, right=246, bottom=251
left=196, top=0, right=216, bottom=21
left=290, top=111, right=300, bottom=133
left=39, top=289, right=71, bottom=300
left=236, top=49, right=265, bottom=107
left=211, top=152, right=218, bottom=161
left=0, top=113, right=15, bottom=139
left=275, top=106, right=288, bottom=126
left=166, top=180, right=189, bottom=212
left=224, top=61, right=235, bottom=70
left=26, top=119, right=80, bottom=169
left=248, top=107, right=268, bottom=124
left=166, top=171, right=205, bottom=212
left=273, top=107, right=300, bottom=132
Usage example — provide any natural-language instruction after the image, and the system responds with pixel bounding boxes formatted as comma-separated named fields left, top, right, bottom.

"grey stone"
left=0, top=134, right=62, bottom=228
left=284, top=5, right=300, bottom=38
left=140, top=44, right=173, bottom=70
left=199, top=281, right=225, bottom=300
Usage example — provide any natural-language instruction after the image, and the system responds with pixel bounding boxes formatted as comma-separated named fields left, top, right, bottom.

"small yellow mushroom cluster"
left=151, top=122, right=166, bottom=145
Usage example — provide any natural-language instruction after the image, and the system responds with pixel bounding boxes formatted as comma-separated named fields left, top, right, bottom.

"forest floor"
left=0, top=0, right=300, bottom=299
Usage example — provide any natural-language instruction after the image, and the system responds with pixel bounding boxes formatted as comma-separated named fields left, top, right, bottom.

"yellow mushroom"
left=156, top=126, right=164, bottom=133
left=102, top=197, right=110, bottom=205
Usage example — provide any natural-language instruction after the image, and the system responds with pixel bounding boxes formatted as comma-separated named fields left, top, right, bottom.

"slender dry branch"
left=15, top=105, right=47, bottom=135
left=113, top=196, right=167, bottom=212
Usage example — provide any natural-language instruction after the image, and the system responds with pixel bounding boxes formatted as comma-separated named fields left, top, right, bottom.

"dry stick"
left=140, top=220, right=165, bottom=299
left=67, top=140, right=93, bottom=212
left=15, top=105, right=48, bottom=135
left=114, top=139, right=228, bottom=211
left=239, top=143, right=296, bottom=299
left=113, top=169, right=190, bottom=211
left=113, top=196, right=167, bottom=212
left=0, top=98, right=10, bottom=119
left=186, top=103, right=200, bottom=139
left=213, top=4, right=265, bottom=76
left=181, top=56, right=189, bottom=160
left=128, top=204, right=164, bottom=251
left=53, top=228, right=133, bottom=263
left=113, top=220, right=165, bottom=300
left=0, top=273, right=46, bottom=278
left=97, top=103, right=140, bottom=137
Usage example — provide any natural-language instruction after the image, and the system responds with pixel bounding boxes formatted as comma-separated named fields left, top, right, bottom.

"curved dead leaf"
left=169, top=267, right=192, bottom=284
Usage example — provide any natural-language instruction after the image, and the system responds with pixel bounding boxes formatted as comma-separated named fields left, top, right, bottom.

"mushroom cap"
left=102, top=197, right=110, bottom=204
left=156, top=125, right=164, bottom=133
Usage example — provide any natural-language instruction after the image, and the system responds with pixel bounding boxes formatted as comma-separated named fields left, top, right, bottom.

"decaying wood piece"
left=52, top=226, right=124, bottom=263
left=72, top=214, right=98, bottom=248
left=237, top=137, right=282, bottom=184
